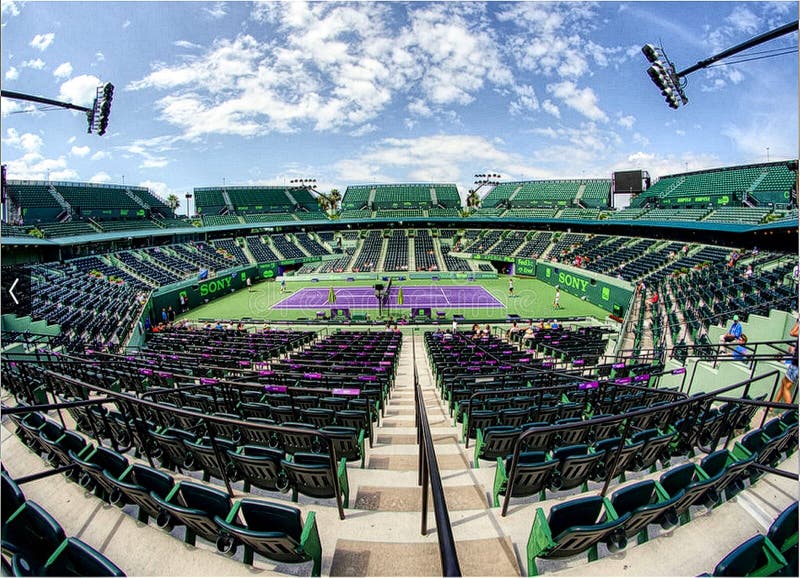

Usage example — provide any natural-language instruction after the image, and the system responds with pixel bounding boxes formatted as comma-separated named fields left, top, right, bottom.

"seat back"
left=2, top=501, right=67, bottom=568
left=1, top=471, right=25, bottom=524
left=228, top=446, right=286, bottom=491
left=282, top=453, right=338, bottom=499
left=278, top=423, right=320, bottom=455
left=45, top=537, right=126, bottom=577
left=768, top=502, right=798, bottom=553
left=713, top=535, right=777, bottom=577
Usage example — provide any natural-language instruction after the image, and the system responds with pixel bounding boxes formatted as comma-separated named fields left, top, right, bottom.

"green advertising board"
left=530, top=260, right=633, bottom=315
left=514, top=257, right=536, bottom=277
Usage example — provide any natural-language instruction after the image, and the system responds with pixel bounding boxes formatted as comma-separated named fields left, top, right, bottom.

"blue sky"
left=1, top=1, right=797, bottom=213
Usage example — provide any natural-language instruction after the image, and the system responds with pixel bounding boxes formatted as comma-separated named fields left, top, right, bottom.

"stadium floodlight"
left=642, top=43, right=661, bottom=64
left=88, top=82, right=114, bottom=135
left=643, top=20, right=796, bottom=111
left=641, top=44, right=688, bottom=110
left=2, top=82, right=114, bottom=136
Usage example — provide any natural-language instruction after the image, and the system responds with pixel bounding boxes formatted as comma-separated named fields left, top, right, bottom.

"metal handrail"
left=413, top=328, right=461, bottom=576
left=6, top=367, right=349, bottom=520
left=499, top=368, right=788, bottom=516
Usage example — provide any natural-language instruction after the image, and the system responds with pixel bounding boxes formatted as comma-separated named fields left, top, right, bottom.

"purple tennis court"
left=272, top=286, right=505, bottom=310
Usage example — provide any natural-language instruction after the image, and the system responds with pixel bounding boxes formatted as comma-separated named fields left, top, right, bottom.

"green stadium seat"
left=214, top=499, right=322, bottom=576
left=152, top=480, right=232, bottom=546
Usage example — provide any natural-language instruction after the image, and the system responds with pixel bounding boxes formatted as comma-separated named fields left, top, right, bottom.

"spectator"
left=774, top=322, right=799, bottom=409
left=507, top=321, right=520, bottom=340
left=721, top=315, right=743, bottom=343
left=167, top=306, right=176, bottom=323
left=743, top=264, right=753, bottom=278
left=732, top=335, right=749, bottom=361
left=452, top=319, right=458, bottom=333
left=482, top=324, right=491, bottom=336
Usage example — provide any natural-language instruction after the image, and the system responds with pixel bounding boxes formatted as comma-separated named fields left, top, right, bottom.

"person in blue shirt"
left=732, top=335, right=749, bottom=361
left=721, top=314, right=743, bottom=343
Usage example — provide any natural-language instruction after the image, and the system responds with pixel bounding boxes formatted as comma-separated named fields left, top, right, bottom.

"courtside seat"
left=492, top=451, right=558, bottom=507
left=101, top=463, right=175, bottom=524
left=15, top=536, right=126, bottom=576
left=607, top=479, right=681, bottom=545
left=712, top=534, right=787, bottom=577
left=152, top=480, right=232, bottom=546
left=526, top=495, right=630, bottom=576
left=214, top=499, right=322, bottom=576
left=1, top=501, right=67, bottom=571
left=281, top=453, right=349, bottom=508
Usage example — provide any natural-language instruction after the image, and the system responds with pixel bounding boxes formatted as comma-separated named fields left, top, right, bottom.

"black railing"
left=4, top=367, right=349, bottom=519
left=413, top=329, right=461, bottom=576
left=499, top=368, right=792, bottom=516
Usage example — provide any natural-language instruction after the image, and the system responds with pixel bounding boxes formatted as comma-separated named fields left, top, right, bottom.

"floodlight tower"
left=468, top=173, right=501, bottom=211
left=1, top=83, right=115, bottom=135
left=642, top=20, right=797, bottom=110
left=290, top=178, right=339, bottom=215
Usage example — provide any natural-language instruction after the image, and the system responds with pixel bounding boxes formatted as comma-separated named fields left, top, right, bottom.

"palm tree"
left=328, top=188, right=341, bottom=215
left=466, top=189, right=481, bottom=212
left=166, top=194, right=180, bottom=213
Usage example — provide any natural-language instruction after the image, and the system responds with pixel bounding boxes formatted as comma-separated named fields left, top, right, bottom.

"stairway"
left=221, top=190, right=235, bottom=213
left=47, top=184, right=72, bottom=215
left=328, top=333, right=521, bottom=576
left=123, top=187, right=150, bottom=210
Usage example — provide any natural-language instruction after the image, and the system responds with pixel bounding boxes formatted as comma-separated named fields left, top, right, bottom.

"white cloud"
left=541, top=99, right=560, bottom=118
left=174, top=40, right=202, bottom=50
left=335, top=134, right=548, bottom=197
left=3, top=128, right=43, bottom=153
left=95, top=52, right=105, bottom=62
left=21, top=58, right=45, bottom=69
left=547, top=81, right=608, bottom=122
left=509, top=84, right=539, bottom=115
left=70, top=145, right=90, bottom=157
left=1, top=0, right=22, bottom=19
left=617, top=114, right=636, bottom=129
left=67, top=136, right=76, bottom=144
left=0, top=99, right=39, bottom=118
left=5, top=66, right=18, bottom=80
left=58, top=74, right=102, bottom=107
left=137, top=181, right=172, bottom=202
left=90, top=150, right=110, bottom=161
left=204, top=2, right=227, bottom=19
left=122, top=20, right=130, bottom=29
left=53, top=62, right=72, bottom=79
left=127, top=3, right=528, bottom=138
left=119, top=135, right=176, bottom=169
left=30, top=32, right=55, bottom=51
left=89, top=171, right=112, bottom=183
